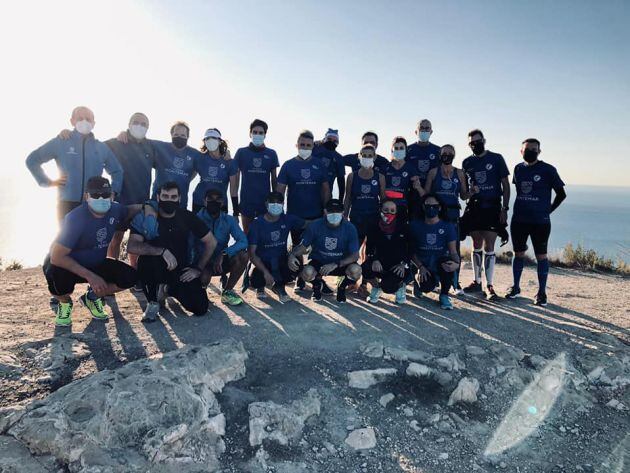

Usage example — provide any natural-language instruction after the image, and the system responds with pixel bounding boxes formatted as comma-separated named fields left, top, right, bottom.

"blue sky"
left=2, top=0, right=629, bottom=186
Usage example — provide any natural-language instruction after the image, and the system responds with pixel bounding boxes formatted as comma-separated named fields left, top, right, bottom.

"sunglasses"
left=441, top=154, right=455, bottom=159
left=89, top=191, right=111, bottom=199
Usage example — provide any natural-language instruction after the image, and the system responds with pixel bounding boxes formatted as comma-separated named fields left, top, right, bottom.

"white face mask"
left=298, top=149, right=312, bottom=159
left=419, top=131, right=431, bottom=142
left=326, top=213, right=343, bottom=225
left=129, top=124, right=147, bottom=140
left=392, top=149, right=406, bottom=160
left=359, top=157, right=374, bottom=169
left=75, top=120, right=94, bottom=135
left=205, top=138, right=220, bottom=152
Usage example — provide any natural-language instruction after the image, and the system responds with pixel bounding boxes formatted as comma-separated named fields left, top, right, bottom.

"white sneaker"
left=141, top=301, right=160, bottom=323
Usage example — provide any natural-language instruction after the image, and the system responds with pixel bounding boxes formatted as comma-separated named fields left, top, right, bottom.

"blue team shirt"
left=248, top=213, right=305, bottom=262
left=349, top=172, right=381, bottom=218
left=56, top=202, right=127, bottom=269
left=409, top=219, right=457, bottom=271
left=462, top=151, right=510, bottom=206
left=192, top=154, right=238, bottom=206
left=234, top=145, right=279, bottom=212
left=301, top=218, right=360, bottom=264
left=313, top=145, right=345, bottom=188
left=382, top=161, right=417, bottom=205
left=277, top=157, right=327, bottom=219
left=151, top=140, right=201, bottom=208
left=431, top=168, right=463, bottom=221
left=406, top=142, right=441, bottom=186
left=512, top=161, right=564, bottom=224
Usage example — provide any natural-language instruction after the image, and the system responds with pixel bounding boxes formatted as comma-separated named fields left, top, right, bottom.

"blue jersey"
left=234, top=145, right=279, bottom=212
left=56, top=202, right=127, bottom=269
left=409, top=219, right=457, bottom=271
left=512, top=161, right=564, bottom=224
left=192, top=154, right=237, bottom=206
left=462, top=151, right=509, bottom=206
left=151, top=140, right=201, bottom=208
left=301, top=218, right=360, bottom=264
left=106, top=136, right=155, bottom=205
left=277, top=157, right=327, bottom=219
left=431, top=167, right=463, bottom=221
left=248, top=213, right=304, bottom=262
left=382, top=161, right=417, bottom=205
left=313, top=145, right=345, bottom=188
left=406, top=142, right=441, bottom=186
left=349, top=172, right=381, bottom=218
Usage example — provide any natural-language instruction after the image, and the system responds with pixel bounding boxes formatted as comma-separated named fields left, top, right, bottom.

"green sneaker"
left=221, top=289, right=244, bottom=306
left=80, top=292, right=109, bottom=320
left=55, top=301, right=73, bottom=327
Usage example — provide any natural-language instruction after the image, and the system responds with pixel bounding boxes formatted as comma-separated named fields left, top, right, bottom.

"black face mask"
left=159, top=200, right=179, bottom=214
left=523, top=149, right=539, bottom=163
left=471, top=142, right=485, bottom=156
left=206, top=200, right=222, bottom=215
left=440, top=154, right=454, bottom=165
left=172, top=136, right=188, bottom=149
left=424, top=204, right=440, bottom=218
left=323, top=140, right=338, bottom=151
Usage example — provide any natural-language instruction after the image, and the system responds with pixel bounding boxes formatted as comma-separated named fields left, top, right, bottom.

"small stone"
left=466, top=346, right=486, bottom=356
left=348, top=368, right=397, bottom=389
left=403, top=407, right=413, bottom=417
left=379, top=393, right=395, bottom=408
left=409, top=420, right=421, bottom=432
left=360, top=341, right=384, bottom=358
left=438, top=453, right=449, bottom=460
left=559, top=426, right=566, bottom=433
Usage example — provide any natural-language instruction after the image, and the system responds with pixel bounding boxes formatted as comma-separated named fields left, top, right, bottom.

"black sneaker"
left=272, top=284, right=291, bottom=303
left=485, top=285, right=499, bottom=301
left=463, top=281, right=483, bottom=293
left=294, top=277, right=306, bottom=292
left=311, top=281, right=322, bottom=301
left=336, top=279, right=347, bottom=304
left=534, top=292, right=548, bottom=306
left=321, top=280, right=334, bottom=295
left=505, top=286, right=522, bottom=299
left=413, top=281, right=423, bottom=299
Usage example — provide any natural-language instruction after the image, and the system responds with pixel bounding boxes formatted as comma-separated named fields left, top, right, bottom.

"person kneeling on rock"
left=409, top=193, right=460, bottom=310
left=288, top=199, right=361, bottom=303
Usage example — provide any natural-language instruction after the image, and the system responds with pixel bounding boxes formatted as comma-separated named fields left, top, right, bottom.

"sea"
left=0, top=175, right=628, bottom=268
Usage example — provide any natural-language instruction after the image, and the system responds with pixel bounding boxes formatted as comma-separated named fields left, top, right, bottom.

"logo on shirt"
left=67, top=146, right=78, bottom=155
left=270, top=230, right=281, bottom=242
left=474, top=171, right=487, bottom=185
left=300, top=168, right=311, bottom=180
left=361, top=184, right=372, bottom=194
left=441, top=179, right=452, bottom=190
left=371, top=180, right=377, bottom=186
left=321, top=158, right=330, bottom=168
left=533, top=175, right=541, bottom=182
left=486, top=163, right=493, bottom=171
left=429, top=154, right=436, bottom=160
left=324, top=237, right=338, bottom=250
left=253, top=157, right=262, bottom=168
left=521, top=181, right=533, bottom=194
left=96, top=227, right=108, bottom=243
left=391, top=176, right=401, bottom=187
left=417, top=160, right=430, bottom=173
left=402, top=172, right=408, bottom=178
left=173, top=157, right=185, bottom=169
left=109, top=217, right=115, bottom=225
left=208, top=166, right=219, bottom=178
left=426, top=233, right=437, bottom=245
left=220, top=163, right=225, bottom=169
left=438, top=228, right=445, bottom=234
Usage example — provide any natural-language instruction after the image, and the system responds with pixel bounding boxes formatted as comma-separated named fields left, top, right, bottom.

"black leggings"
left=415, top=257, right=454, bottom=295
left=250, top=257, right=296, bottom=289
left=137, top=255, right=209, bottom=315
left=44, top=257, right=137, bottom=296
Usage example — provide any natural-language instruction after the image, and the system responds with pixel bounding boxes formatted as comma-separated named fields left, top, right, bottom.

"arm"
left=230, top=172, right=240, bottom=217
left=123, top=204, right=143, bottom=225
left=423, top=168, right=436, bottom=195
left=343, top=174, right=353, bottom=218
left=500, top=176, right=511, bottom=223
left=248, top=245, right=275, bottom=286
left=336, top=156, right=346, bottom=201
left=103, top=146, right=124, bottom=196
left=25, top=139, right=60, bottom=187
left=550, top=186, right=567, bottom=213
left=378, top=174, right=387, bottom=199
left=195, top=231, right=217, bottom=270
left=276, top=183, right=287, bottom=195
left=225, top=218, right=248, bottom=257
left=270, top=168, right=278, bottom=190
left=458, top=169, right=471, bottom=199
left=339, top=251, right=359, bottom=267
left=127, top=233, right=165, bottom=256
left=321, top=180, right=331, bottom=206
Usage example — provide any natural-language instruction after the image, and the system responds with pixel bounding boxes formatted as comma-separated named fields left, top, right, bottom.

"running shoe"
left=395, top=286, right=407, bottom=304
left=357, top=284, right=370, bottom=299
left=505, top=286, right=523, bottom=299
left=131, top=282, right=144, bottom=293
left=221, top=289, right=244, bottom=306
left=141, top=301, right=160, bottom=323
left=439, top=294, right=454, bottom=310
left=485, top=285, right=499, bottom=302
left=80, top=289, right=108, bottom=320
left=294, top=277, right=306, bottom=292
left=534, top=292, right=548, bottom=307
left=311, top=281, right=322, bottom=301
left=272, top=284, right=291, bottom=303
left=463, top=281, right=483, bottom=294
left=413, top=281, right=423, bottom=299
left=54, top=301, right=73, bottom=327
left=367, top=287, right=382, bottom=304
left=256, top=288, right=267, bottom=300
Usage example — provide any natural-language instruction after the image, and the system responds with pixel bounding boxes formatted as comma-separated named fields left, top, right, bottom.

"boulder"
left=436, top=353, right=465, bottom=372
left=379, top=393, right=395, bottom=407
left=448, top=377, right=480, bottom=406
left=345, top=427, right=376, bottom=450
left=360, top=341, right=384, bottom=358
left=348, top=368, right=397, bottom=389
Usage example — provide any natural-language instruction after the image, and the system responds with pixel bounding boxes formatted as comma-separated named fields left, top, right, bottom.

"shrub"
left=5, top=260, right=23, bottom=271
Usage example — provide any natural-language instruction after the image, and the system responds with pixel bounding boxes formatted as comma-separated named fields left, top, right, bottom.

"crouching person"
left=410, top=194, right=460, bottom=310
left=363, top=199, right=411, bottom=305
left=127, top=182, right=217, bottom=322
left=248, top=191, right=306, bottom=302
left=45, top=177, right=139, bottom=326
left=288, top=199, right=361, bottom=303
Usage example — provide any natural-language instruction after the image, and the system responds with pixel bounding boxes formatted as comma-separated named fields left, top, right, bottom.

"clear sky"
left=2, top=0, right=629, bottom=188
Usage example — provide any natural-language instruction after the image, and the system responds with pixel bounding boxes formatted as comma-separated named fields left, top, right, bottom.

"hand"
left=441, top=260, right=459, bottom=273
left=232, top=206, right=240, bottom=218
left=314, top=140, right=323, bottom=146
left=263, top=271, right=275, bottom=287
left=213, top=257, right=223, bottom=275
left=392, top=263, right=405, bottom=277
left=418, top=266, right=430, bottom=282
left=58, top=129, right=72, bottom=140
left=144, top=204, right=157, bottom=218
left=162, top=249, right=178, bottom=271
left=50, top=176, right=67, bottom=187
left=288, top=254, right=300, bottom=272
left=372, top=260, right=383, bottom=273
left=179, top=267, right=201, bottom=282
left=320, top=262, right=338, bottom=276
left=499, top=209, right=508, bottom=224
left=471, top=185, right=480, bottom=195
left=117, top=131, right=129, bottom=143
left=87, top=273, right=108, bottom=295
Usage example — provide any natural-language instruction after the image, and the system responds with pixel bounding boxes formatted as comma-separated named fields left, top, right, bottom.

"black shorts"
left=44, top=258, right=137, bottom=296
left=250, top=257, right=296, bottom=288
left=205, top=251, right=245, bottom=277
left=290, top=219, right=317, bottom=248
left=350, top=214, right=378, bottom=244
left=305, top=259, right=353, bottom=277
left=466, top=204, right=502, bottom=233
left=510, top=221, right=551, bottom=255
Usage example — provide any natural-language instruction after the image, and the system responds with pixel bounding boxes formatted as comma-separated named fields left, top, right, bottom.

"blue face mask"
left=392, top=149, right=406, bottom=160
left=88, top=197, right=111, bottom=214
left=326, top=213, right=343, bottom=225
left=267, top=202, right=283, bottom=216
left=419, top=131, right=431, bottom=142
left=251, top=134, right=265, bottom=146
left=424, top=204, right=440, bottom=218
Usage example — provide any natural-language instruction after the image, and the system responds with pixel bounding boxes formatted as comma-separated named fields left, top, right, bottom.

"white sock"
left=472, top=249, right=483, bottom=283
left=484, top=251, right=496, bottom=286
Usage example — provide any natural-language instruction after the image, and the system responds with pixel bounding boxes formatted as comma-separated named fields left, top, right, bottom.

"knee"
left=301, top=265, right=317, bottom=282
left=515, top=251, right=526, bottom=258
left=535, top=254, right=547, bottom=262
left=236, top=251, right=249, bottom=266
left=346, top=263, right=362, bottom=281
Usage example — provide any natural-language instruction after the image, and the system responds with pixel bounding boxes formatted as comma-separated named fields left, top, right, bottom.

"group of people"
left=26, top=106, right=567, bottom=327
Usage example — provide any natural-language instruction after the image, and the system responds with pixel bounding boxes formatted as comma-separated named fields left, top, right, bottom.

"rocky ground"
left=0, top=264, right=628, bottom=472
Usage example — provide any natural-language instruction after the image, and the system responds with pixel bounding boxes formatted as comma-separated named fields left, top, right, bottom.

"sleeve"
left=335, top=154, right=346, bottom=178
left=550, top=166, right=565, bottom=189
left=247, top=220, right=259, bottom=247
left=277, top=162, right=289, bottom=185
left=103, top=144, right=124, bottom=195
left=226, top=217, right=248, bottom=257
left=271, top=150, right=279, bottom=168
left=233, top=149, right=242, bottom=169
left=446, top=223, right=457, bottom=244
left=56, top=213, right=82, bottom=249
left=25, top=138, right=58, bottom=186
left=497, top=154, right=510, bottom=178
left=228, top=159, right=238, bottom=177
left=189, top=213, right=211, bottom=240
left=343, top=154, right=356, bottom=168
left=512, top=166, right=517, bottom=185
left=346, top=223, right=360, bottom=255
left=300, top=222, right=315, bottom=247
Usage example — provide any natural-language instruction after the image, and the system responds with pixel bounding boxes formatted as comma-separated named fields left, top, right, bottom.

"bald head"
left=70, top=106, right=95, bottom=127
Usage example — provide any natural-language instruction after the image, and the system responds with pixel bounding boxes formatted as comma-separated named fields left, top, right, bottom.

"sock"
left=87, top=287, right=99, bottom=301
left=484, top=251, right=496, bottom=286
left=472, top=249, right=483, bottom=283
left=512, top=256, right=525, bottom=290
left=453, top=269, right=460, bottom=289
left=537, top=258, right=549, bottom=294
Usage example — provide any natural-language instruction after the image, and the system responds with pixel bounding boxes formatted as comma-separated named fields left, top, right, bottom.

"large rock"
left=8, top=340, right=248, bottom=473
left=448, top=377, right=480, bottom=406
left=360, top=341, right=384, bottom=358
left=436, top=353, right=465, bottom=372
left=0, top=435, right=53, bottom=473
left=348, top=368, right=397, bottom=389
left=248, top=389, right=321, bottom=447
left=345, top=427, right=376, bottom=450
left=384, top=346, right=433, bottom=363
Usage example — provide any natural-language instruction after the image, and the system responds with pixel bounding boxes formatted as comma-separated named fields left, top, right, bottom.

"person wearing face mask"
left=43, top=177, right=141, bottom=327
left=288, top=199, right=361, bottom=303
left=312, top=128, right=346, bottom=200
left=248, top=191, right=307, bottom=302
left=381, top=136, right=420, bottom=223
left=424, top=144, right=471, bottom=294
left=128, top=182, right=217, bottom=322
left=342, top=132, right=389, bottom=174
left=409, top=194, right=460, bottom=310
left=362, top=199, right=411, bottom=305
left=192, top=128, right=238, bottom=215
left=506, top=138, right=566, bottom=306
left=460, top=129, right=511, bottom=301
left=194, top=189, right=249, bottom=306
left=277, top=130, right=331, bottom=292
left=406, top=119, right=441, bottom=219
left=26, top=106, right=123, bottom=222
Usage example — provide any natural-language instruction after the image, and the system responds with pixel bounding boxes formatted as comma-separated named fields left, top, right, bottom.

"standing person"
left=460, top=129, right=511, bottom=301
left=288, top=199, right=361, bottom=303
left=44, top=177, right=139, bottom=326
left=505, top=138, right=566, bottom=306
left=276, top=130, right=331, bottom=292
left=127, top=182, right=217, bottom=323
left=362, top=200, right=411, bottom=305
left=406, top=119, right=441, bottom=219
left=233, top=119, right=279, bottom=233
left=409, top=194, right=460, bottom=310
left=192, top=128, right=238, bottom=214
left=195, top=189, right=249, bottom=306
left=248, top=191, right=306, bottom=302
left=381, top=136, right=419, bottom=223
left=424, top=144, right=471, bottom=293
left=26, top=106, right=123, bottom=222
left=343, top=132, right=389, bottom=174
left=313, top=128, right=346, bottom=200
